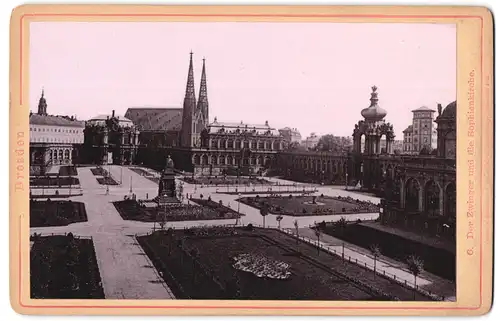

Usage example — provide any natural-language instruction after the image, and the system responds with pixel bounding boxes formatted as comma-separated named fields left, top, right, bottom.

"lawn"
left=30, top=234, right=105, bottom=299
left=58, top=165, right=78, bottom=176
left=96, top=177, right=120, bottom=185
left=319, top=222, right=456, bottom=281
left=90, top=167, right=107, bottom=176
left=30, top=176, right=80, bottom=187
left=238, top=195, right=379, bottom=216
left=137, top=227, right=433, bottom=301
left=30, top=200, right=88, bottom=227
left=113, top=199, right=242, bottom=222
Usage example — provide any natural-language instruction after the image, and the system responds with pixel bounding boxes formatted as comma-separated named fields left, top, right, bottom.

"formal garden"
left=238, top=194, right=380, bottom=216
left=30, top=200, right=88, bottom=227
left=137, top=226, right=433, bottom=301
left=113, top=197, right=242, bottom=222
left=30, top=176, right=80, bottom=187
left=30, top=233, right=105, bottom=299
left=317, top=220, right=456, bottom=281
left=90, top=167, right=108, bottom=176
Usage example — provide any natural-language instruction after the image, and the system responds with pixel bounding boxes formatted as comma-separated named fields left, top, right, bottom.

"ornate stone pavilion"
left=82, top=111, right=140, bottom=165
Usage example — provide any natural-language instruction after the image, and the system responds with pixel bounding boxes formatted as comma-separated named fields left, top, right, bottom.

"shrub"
left=302, top=208, right=307, bottom=214
left=245, top=223, right=254, bottom=231
left=289, top=194, right=293, bottom=199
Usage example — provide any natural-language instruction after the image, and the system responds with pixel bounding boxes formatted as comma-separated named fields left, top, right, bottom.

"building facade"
left=279, top=127, right=302, bottom=144
left=401, top=106, right=438, bottom=154
left=303, top=133, right=320, bottom=150
left=82, top=111, right=140, bottom=165
left=147, top=53, right=287, bottom=176
left=29, top=90, right=85, bottom=174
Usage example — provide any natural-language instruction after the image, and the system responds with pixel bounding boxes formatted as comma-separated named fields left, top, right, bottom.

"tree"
left=314, top=227, right=321, bottom=255
left=293, top=219, right=299, bottom=246
left=419, top=146, right=432, bottom=155
left=406, top=255, right=424, bottom=300
left=316, top=135, right=353, bottom=153
left=369, top=244, right=381, bottom=278
left=260, top=205, right=269, bottom=228
left=335, top=217, right=347, bottom=260
left=276, top=215, right=283, bottom=229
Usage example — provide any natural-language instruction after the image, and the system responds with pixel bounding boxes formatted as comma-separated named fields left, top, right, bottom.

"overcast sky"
left=30, top=22, right=456, bottom=140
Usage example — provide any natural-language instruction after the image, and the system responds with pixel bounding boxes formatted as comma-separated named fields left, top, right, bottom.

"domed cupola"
left=361, top=86, right=387, bottom=122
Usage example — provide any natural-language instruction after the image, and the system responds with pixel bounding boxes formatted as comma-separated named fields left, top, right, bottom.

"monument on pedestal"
left=158, top=156, right=178, bottom=203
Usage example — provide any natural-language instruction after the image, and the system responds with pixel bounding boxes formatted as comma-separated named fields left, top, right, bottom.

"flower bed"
left=30, top=200, right=88, bottom=227
left=96, top=176, right=119, bottom=185
left=238, top=195, right=379, bottom=216
left=30, top=234, right=105, bottom=299
left=113, top=199, right=242, bottom=222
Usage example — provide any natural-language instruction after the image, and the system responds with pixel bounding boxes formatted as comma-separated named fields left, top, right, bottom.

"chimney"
left=112, top=110, right=115, bottom=118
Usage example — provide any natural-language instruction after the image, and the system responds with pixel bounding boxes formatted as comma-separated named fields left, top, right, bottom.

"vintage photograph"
left=28, top=21, right=456, bottom=301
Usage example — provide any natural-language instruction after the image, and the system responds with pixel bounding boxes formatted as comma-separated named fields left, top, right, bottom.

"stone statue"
left=165, top=155, right=175, bottom=170
left=437, top=103, right=442, bottom=116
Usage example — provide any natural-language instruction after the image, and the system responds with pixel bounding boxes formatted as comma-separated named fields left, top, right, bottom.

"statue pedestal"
left=158, top=169, right=176, bottom=198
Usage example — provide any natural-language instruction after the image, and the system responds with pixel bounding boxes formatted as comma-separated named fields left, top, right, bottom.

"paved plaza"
left=30, top=165, right=454, bottom=300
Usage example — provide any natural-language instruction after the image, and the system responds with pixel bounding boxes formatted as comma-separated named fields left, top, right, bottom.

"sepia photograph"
left=25, top=20, right=459, bottom=302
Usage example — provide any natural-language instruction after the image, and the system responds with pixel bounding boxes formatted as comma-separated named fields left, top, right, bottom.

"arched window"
left=405, top=178, right=420, bottom=211
left=234, top=140, right=241, bottom=149
left=211, top=139, right=218, bottom=148
left=227, top=155, right=233, bottom=165
left=250, top=140, right=257, bottom=149
left=258, top=141, right=264, bottom=150
left=424, top=180, right=440, bottom=216
left=243, top=140, right=249, bottom=149
left=227, top=140, right=234, bottom=149
left=219, top=156, right=225, bottom=165
left=193, top=154, right=201, bottom=165
left=444, top=182, right=456, bottom=218
left=211, top=155, right=217, bottom=165
left=201, top=154, right=209, bottom=165
left=64, top=149, right=70, bottom=160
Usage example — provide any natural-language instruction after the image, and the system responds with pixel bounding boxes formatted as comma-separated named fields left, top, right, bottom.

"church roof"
left=125, top=107, right=183, bottom=131
left=412, top=106, right=436, bottom=113
left=30, top=113, right=85, bottom=128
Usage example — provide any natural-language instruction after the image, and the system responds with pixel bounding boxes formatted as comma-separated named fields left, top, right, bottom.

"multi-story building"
left=304, top=133, right=320, bottom=150
left=401, top=106, right=438, bottom=154
left=279, top=127, right=302, bottom=144
left=29, top=90, right=85, bottom=174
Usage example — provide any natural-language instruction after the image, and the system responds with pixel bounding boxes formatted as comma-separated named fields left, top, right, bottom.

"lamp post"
left=120, top=166, right=123, bottom=185
left=129, top=175, right=133, bottom=194
left=236, top=193, right=241, bottom=225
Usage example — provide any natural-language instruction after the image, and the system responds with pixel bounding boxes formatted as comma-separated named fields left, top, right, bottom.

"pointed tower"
left=37, top=88, right=48, bottom=116
left=197, top=57, right=209, bottom=124
left=180, top=52, right=197, bottom=147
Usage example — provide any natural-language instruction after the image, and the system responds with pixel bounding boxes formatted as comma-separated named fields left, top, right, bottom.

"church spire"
left=197, top=57, right=209, bottom=123
left=180, top=51, right=197, bottom=147
left=37, top=87, right=47, bottom=116
left=184, top=51, right=196, bottom=104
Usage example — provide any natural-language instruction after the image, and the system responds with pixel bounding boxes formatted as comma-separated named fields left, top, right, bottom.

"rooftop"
left=29, top=113, right=85, bottom=128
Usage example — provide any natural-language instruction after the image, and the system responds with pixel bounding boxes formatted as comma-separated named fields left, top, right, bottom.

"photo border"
left=9, top=4, right=493, bottom=316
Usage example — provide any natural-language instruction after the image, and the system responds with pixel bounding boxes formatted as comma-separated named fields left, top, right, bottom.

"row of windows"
left=193, top=155, right=271, bottom=166
left=209, top=139, right=284, bottom=150
left=49, top=149, right=71, bottom=160
left=30, top=127, right=81, bottom=134
left=31, top=137, right=82, bottom=143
